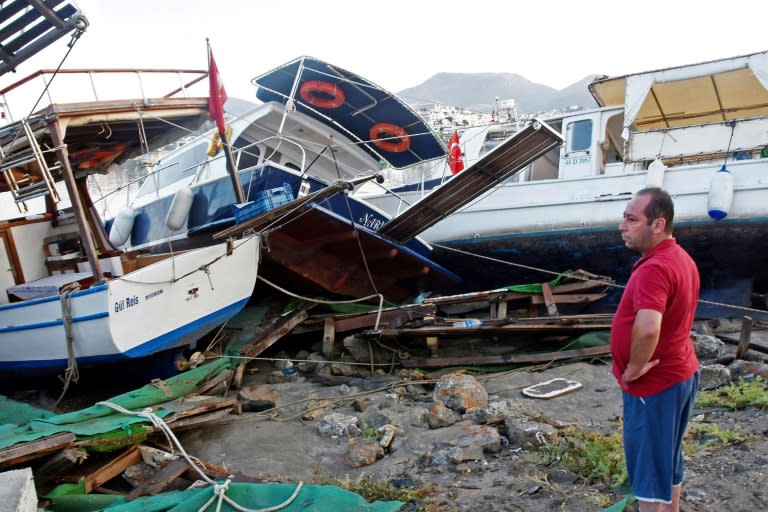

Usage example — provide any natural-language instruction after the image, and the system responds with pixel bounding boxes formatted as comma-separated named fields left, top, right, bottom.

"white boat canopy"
left=589, top=50, right=768, bottom=139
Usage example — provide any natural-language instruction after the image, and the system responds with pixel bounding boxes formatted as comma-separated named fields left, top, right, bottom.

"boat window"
left=479, top=127, right=518, bottom=157
left=233, top=138, right=261, bottom=170
left=566, top=119, right=593, bottom=152
left=135, top=142, right=209, bottom=197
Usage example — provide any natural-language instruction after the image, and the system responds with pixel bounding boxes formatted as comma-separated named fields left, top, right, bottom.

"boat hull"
left=368, top=158, right=768, bottom=313
left=0, top=238, right=259, bottom=371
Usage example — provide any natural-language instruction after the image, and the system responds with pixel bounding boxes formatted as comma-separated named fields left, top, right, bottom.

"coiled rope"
left=96, top=400, right=303, bottom=512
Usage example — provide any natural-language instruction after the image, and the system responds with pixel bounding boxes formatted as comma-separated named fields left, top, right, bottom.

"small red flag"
left=448, top=131, right=464, bottom=174
left=208, top=44, right=228, bottom=134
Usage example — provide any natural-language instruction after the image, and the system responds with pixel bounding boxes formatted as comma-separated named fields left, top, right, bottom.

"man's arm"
left=622, top=308, right=662, bottom=385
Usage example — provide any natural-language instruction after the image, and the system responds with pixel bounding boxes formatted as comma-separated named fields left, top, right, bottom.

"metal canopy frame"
left=0, top=0, right=87, bottom=77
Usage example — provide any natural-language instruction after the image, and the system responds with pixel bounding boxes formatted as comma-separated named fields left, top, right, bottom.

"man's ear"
left=652, top=217, right=666, bottom=234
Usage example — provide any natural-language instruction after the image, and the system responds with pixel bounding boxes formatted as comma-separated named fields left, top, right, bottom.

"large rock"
left=433, top=373, right=488, bottom=413
left=346, top=440, right=384, bottom=468
left=428, top=401, right=458, bottom=429
left=692, top=334, right=727, bottom=362
left=699, top=364, right=732, bottom=390
left=727, top=359, right=768, bottom=379
left=317, top=413, right=361, bottom=438
left=463, top=398, right=520, bottom=425
left=453, top=424, right=503, bottom=455
left=504, top=418, right=558, bottom=450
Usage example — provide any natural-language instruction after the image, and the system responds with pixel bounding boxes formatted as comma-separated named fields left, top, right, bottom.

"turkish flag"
left=448, top=131, right=464, bottom=174
left=208, top=45, right=228, bottom=134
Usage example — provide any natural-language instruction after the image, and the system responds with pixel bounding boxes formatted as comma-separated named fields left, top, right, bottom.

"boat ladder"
left=0, top=118, right=61, bottom=211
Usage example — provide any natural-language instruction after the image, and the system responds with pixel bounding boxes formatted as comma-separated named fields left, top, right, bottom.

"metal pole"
left=220, top=130, right=245, bottom=204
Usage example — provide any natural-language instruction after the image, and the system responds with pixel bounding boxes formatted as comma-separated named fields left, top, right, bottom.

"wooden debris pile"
left=0, top=360, right=251, bottom=506
left=289, top=270, right=617, bottom=368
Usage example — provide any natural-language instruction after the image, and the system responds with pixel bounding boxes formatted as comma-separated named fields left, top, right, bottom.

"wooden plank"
left=736, top=316, right=753, bottom=359
left=529, top=293, right=606, bottom=305
left=380, top=322, right=612, bottom=338
left=195, top=369, right=233, bottom=395
left=322, top=317, right=336, bottom=356
left=0, top=432, right=76, bottom=469
left=541, top=283, right=559, bottom=316
left=166, top=397, right=239, bottom=422
left=495, top=300, right=507, bottom=319
left=240, top=305, right=312, bottom=359
left=84, top=445, right=142, bottom=493
left=401, top=344, right=611, bottom=368
left=126, top=457, right=191, bottom=501
left=163, top=408, right=234, bottom=431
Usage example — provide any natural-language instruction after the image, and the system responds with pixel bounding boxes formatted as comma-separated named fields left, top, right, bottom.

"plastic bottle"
left=452, top=319, right=483, bottom=328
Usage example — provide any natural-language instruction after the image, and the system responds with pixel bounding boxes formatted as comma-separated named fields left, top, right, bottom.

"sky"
left=2, top=0, right=767, bottom=107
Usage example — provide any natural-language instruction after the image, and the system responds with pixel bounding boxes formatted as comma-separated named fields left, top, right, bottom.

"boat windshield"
left=136, top=142, right=210, bottom=198
left=479, top=127, right=519, bottom=157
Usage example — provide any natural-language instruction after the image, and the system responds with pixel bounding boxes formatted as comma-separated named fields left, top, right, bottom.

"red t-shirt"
left=610, top=238, right=700, bottom=397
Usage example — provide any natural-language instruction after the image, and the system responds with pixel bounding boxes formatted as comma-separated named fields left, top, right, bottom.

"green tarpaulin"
left=0, top=358, right=232, bottom=450
left=47, top=483, right=403, bottom=512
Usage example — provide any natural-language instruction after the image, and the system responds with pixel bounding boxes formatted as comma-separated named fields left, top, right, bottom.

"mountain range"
left=397, top=73, right=601, bottom=114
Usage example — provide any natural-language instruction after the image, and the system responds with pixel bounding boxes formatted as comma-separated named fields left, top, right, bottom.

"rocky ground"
left=175, top=349, right=768, bottom=512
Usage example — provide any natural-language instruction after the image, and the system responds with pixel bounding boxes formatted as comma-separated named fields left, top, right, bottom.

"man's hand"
left=622, top=359, right=660, bottom=387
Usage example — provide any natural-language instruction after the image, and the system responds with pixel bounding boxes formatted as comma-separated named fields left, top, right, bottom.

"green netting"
left=0, top=358, right=232, bottom=450
left=46, top=483, right=403, bottom=512
left=0, top=394, right=54, bottom=426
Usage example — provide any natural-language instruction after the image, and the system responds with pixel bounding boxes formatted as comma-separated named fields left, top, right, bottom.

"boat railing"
left=0, top=68, right=209, bottom=124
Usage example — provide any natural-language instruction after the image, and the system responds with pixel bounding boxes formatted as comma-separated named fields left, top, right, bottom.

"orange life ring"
left=370, top=123, right=411, bottom=153
left=299, top=80, right=345, bottom=109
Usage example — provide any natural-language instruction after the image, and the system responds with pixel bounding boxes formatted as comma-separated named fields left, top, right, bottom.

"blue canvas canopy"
left=252, top=56, right=446, bottom=169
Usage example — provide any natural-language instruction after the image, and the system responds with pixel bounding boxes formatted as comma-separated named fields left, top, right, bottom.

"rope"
left=54, top=282, right=82, bottom=408
left=256, top=274, right=385, bottom=330
left=0, top=17, right=86, bottom=182
left=95, top=400, right=303, bottom=512
left=115, top=234, right=258, bottom=286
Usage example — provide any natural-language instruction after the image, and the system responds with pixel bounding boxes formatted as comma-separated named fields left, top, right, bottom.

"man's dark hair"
left=637, top=187, right=674, bottom=234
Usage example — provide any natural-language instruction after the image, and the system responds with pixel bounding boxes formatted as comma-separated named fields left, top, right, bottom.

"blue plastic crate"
left=234, top=183, right=294, bottom=224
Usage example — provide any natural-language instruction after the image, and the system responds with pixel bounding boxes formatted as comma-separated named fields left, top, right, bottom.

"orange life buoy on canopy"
left=370, top=123, right=411, bottom=153
left=299, top=80, right=345, bottom=109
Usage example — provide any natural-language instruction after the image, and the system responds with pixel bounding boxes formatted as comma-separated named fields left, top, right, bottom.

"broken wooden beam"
left=240, top=304, right=312, bottom=359
left=736, top=316, right=753, bottom=359
left=126, top=457, right=191, bottom=501
left=82, top=446, right=142, bottom=493
left=0, top=432, right=76, bottom=469
left=379, top=322, right=612, bottom=338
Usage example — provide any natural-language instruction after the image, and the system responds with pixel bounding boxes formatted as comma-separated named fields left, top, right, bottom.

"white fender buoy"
left=108, top=206, right=135, bottom=247
left=645, top=158, right=666, bottom=188
left=165, top=186, right=194, bottom=231
left=707, top=164, right=734, bottom=220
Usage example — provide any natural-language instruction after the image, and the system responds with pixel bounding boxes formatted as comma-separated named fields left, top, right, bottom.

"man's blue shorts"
left=622, top=370, right=700, bottom=504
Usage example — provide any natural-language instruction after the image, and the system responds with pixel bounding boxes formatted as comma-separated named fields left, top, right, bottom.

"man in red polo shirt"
left=610, top=187, right=700, bottom=512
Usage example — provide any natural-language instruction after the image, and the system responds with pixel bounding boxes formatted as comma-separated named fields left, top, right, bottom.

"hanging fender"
left=707, top=164, right=734, bottom=220
left=165, top=186, right=194, bottom=231
left=370, top=123, right=411, bottom=153
left=109, top=206, right=135, bottom=247
left=299, top=80, right=345, bottom=109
